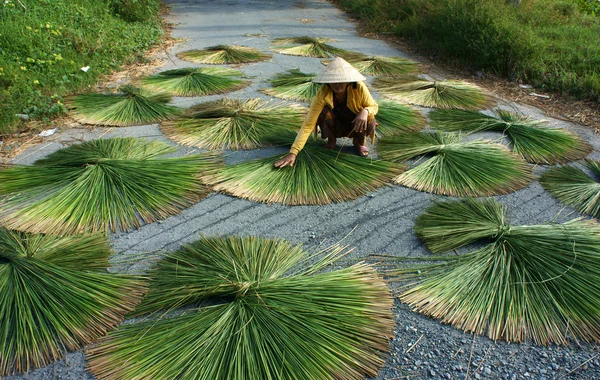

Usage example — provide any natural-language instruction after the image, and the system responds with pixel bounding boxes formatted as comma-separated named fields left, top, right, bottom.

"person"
left=274, top=57, right=378, bottom=168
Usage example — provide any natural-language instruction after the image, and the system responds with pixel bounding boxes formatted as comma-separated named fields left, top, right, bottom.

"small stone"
left=429, top=369, right=436, bottom=376
left=541, top=352, right=549, bottom=358
left=524, top=372, right=531, bottom=377
left=540, top=369, right=547, bottom=374
left=15, top=113, right=29, bottom=120
left=484, top=367, right=492, bottom=375
left=551, top=363, right=560, bottom=371
left=510, top=374, right=517, bottom=380
left=368, top=194, right=375, bottom=198
left=474, top=374, right=481, bottom=380
left=445, top=373, right=452, bottom=379
left=415, top=360, right=422, bottom=366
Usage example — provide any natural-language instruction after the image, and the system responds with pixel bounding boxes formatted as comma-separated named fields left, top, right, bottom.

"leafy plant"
left=139, top=67, right=250, bottom=97
left=68, top=85, right=179, bottom=126
left=429, top=109, right=592, bottom=164
left=373, top=77, right=495, bottom=110
left=260, top=69, right=321, bottom=102
left=375, top=99, right=427, bottom=137
left=201, top=143, right=405, bottom=205
left=377, top=132, right=533, bottom=196
left=0, top=228, right=143, bottom=375
left=387, top=198, right=600, bottom=344
left=87, top=236, right=394, bottom=380
left=161, top=98, right=305, bottom=150
left=176, top=45, right=272, bottom=64
left=271, top=36, right=350, bottom=57
left=0, top=138, right=221, bottom=235
left=540, top=159, right=600, bottom=218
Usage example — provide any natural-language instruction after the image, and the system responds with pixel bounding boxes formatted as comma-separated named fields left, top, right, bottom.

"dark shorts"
left=317, top=105, right=376, bottom=140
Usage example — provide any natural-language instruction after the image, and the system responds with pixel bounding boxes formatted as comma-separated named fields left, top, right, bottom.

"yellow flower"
left=20, top=66, right=26, bottom=71
left=33, top=80, right=39, bottom=84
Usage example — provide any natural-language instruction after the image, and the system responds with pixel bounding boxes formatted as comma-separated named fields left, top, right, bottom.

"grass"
left=260, top=69, right=321, bottom=102
left=0, top=137, right=221, bottom=235
left=373, top=77, right=495, bottom=110
left=0, top=0, right=163, bottom=134
left=429, top=109, right=592, bottom=164
left=67, top=85, right=180, bottom=126
left=0, top=228, right=144, bottom=375
left=176, top=45, right=272, bottom=64
left=139, top=67, right=250, bottom=97
left=377, top=132, right=533, bottom=196
left=87, top=236, right=394, bottom=380
left=386, top=199, right=600, bottom=344
left=540, top=159, right=600, bottom=218
left=201, top=143, right=405, bottom=205
left=161, top=98, right=305, bottom=150
left=333, top=0, right=600, bottom=104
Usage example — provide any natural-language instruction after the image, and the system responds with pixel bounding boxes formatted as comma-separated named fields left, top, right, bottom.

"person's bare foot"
left=354, top=144, right=369, bottom=156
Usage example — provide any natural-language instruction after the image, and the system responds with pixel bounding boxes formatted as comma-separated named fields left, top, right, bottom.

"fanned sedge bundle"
left=386, top=198, right=600, bottom=345
left=271, top=36, right=349, bottom=58
left=0, top=138, right=222, bottom=235
left=201, top=144, right=405, bottom=205
left=139, top=67, right=250, bottom=97
left=161, top=98, right=304, bottom=150
left=176, top=45, right=272, bottom=64
left=377, top=132, right=533, bottom=196
left=540, top=159, right=600, bottom=218
left=375, top=99, right=427, bottom=137
left=429, top=109, right=592, bottom=164
left=373, top=77, right=495, bottom=110
left=87, top=236, right=394, bottom=380
left=0, top=229, right=144, bottom=376
left=337, top=53, right=418, bottom=76
left=68, top=85, right=179, bottom=126
left=260, top=69, right=321, bottom=102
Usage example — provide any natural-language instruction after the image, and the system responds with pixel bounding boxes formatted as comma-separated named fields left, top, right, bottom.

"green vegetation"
left=271, top=36, right=350, bottom=58
left=176, top=45, right=272, bottom=65
left=333, top=0, right=600, bottom=103
left=87, top=236, right=394, bottom=379
left=68, top=85, right=179, bottom=126
left=373, top=77, right=494, bottom=110
left=140, top=67, right=250, bottom=97
left=429, top=109, right=592, bottom=164
left=0, top=228, right=143, bottom=375
left=0, top=138, right=221, bottom=235
left=202, top=144, right=405, bottom=205
left=0, top=0, right=162, bottom=134
left=388, top=199, right=600, bottom=344
left=161, top=99, right=304, bottom=150
left=540, top=159, right=600, bottom=218
left=377, top=132, right=533, bottom=196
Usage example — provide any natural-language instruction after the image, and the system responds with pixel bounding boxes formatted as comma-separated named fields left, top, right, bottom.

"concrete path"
left=8, top=0, right=600, bottom=379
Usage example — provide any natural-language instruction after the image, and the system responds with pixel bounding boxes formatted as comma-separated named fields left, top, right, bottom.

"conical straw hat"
left=312, top=57, right=366, bottom=83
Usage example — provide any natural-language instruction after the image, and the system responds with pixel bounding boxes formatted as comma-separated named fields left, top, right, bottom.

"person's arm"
left=352, top=82, right=378, bottom=133
left=275, top=90, right=326, bottom=168
left=289, top=93, right=326, bottom=155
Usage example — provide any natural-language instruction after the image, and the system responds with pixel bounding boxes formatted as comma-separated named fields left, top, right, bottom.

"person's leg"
left=317, top=106, right=337, bottom=149
left=350, top=118, right=377, bottom=157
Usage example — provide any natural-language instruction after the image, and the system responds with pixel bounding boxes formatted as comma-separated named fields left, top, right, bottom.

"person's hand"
left=352, top=109, right=369, bottom=133
left=274, top=153, right=297, bottom=168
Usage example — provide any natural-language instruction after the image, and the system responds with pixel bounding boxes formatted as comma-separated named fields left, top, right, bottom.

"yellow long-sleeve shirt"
left=289, top=82, right=378, bottom=155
